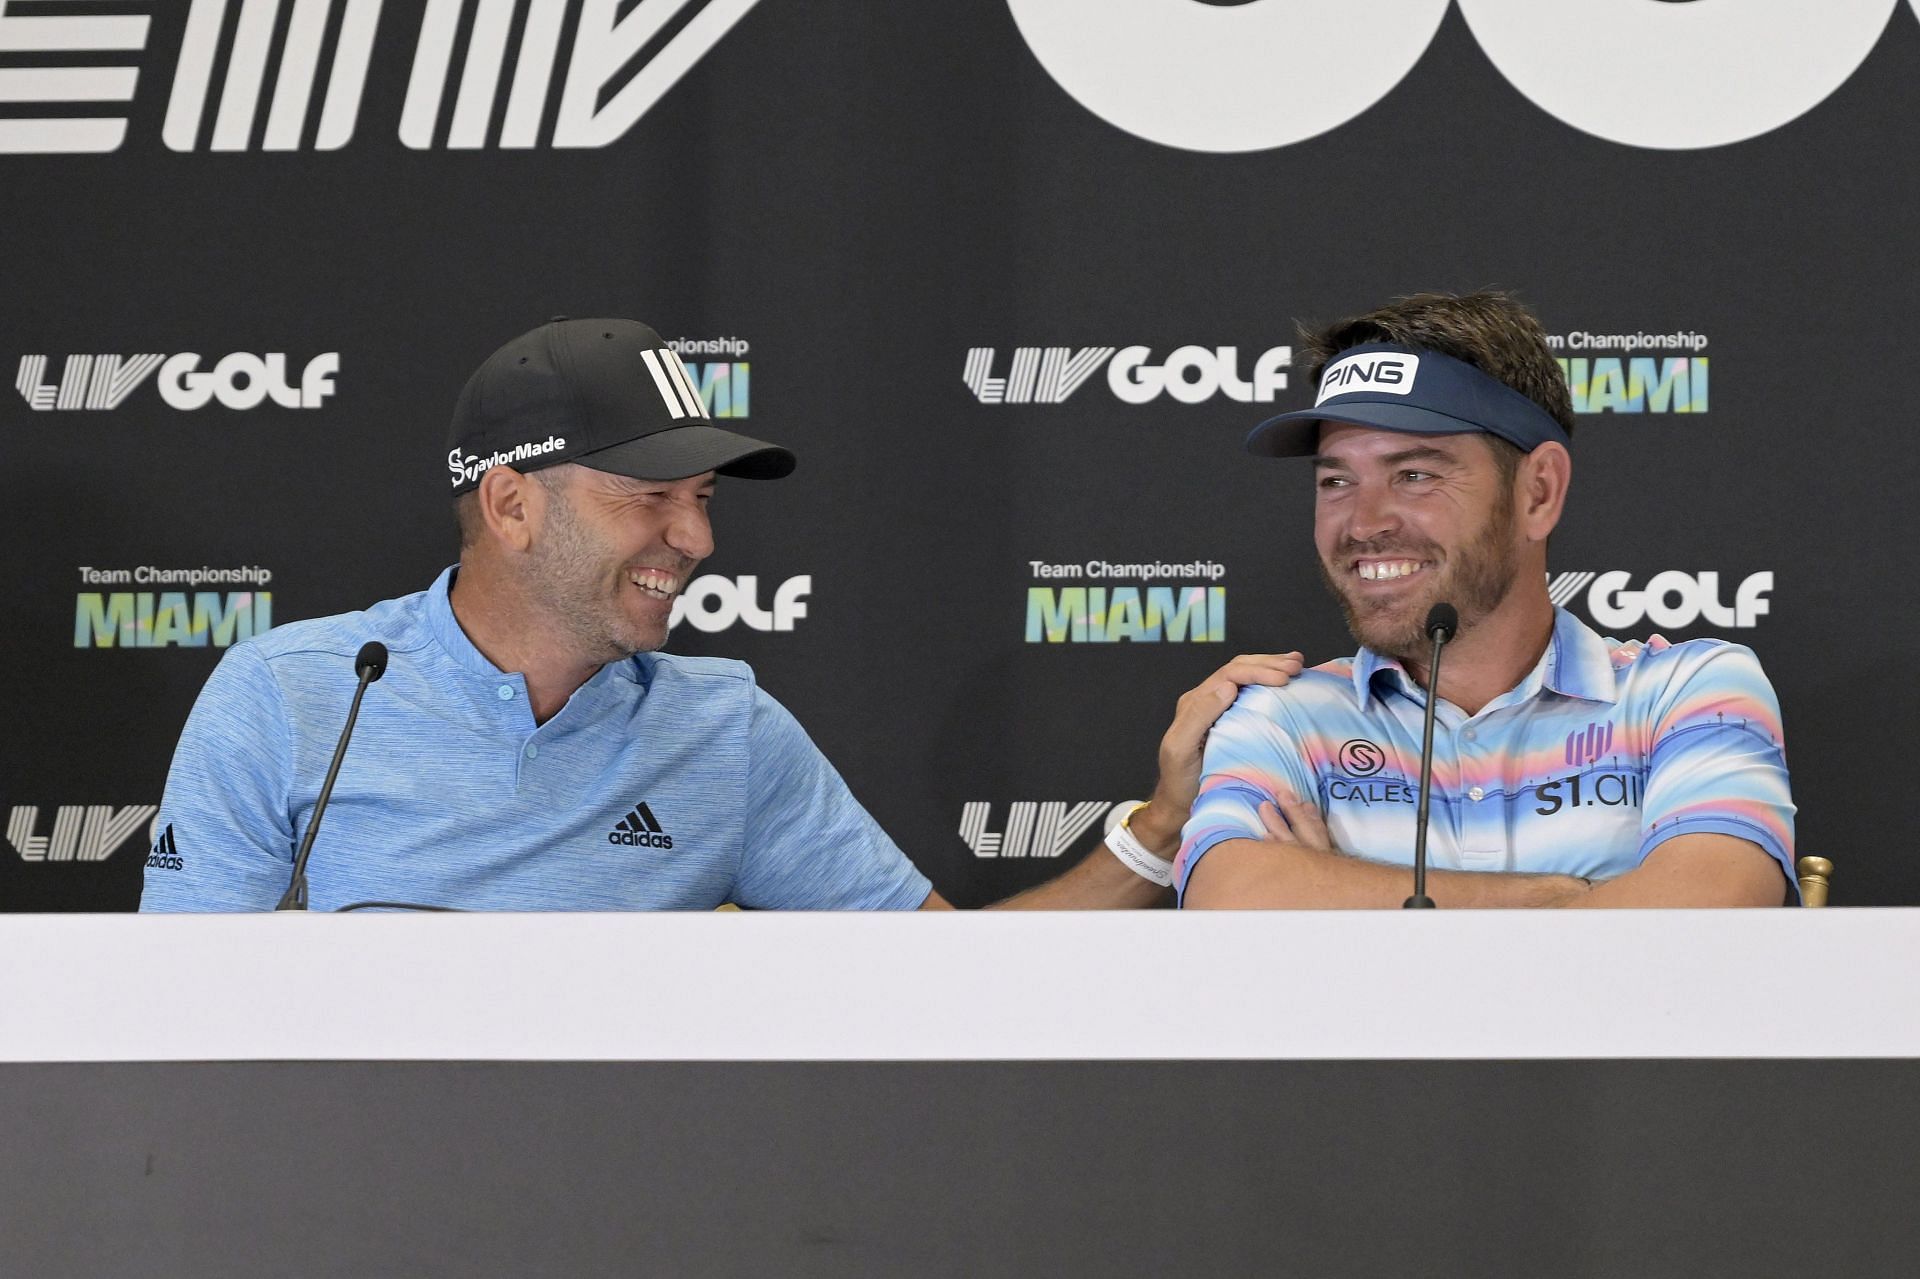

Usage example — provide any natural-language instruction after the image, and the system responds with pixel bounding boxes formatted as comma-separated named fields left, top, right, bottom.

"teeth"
left=1358, top=560, right=1422, bottom=582
left=628, top=570, right=678, bottom=599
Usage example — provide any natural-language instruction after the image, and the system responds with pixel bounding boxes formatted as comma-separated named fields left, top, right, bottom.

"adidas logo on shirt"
left=144, top=823, right=183, bottom=872
left=608, top=802, right=674, bottom=850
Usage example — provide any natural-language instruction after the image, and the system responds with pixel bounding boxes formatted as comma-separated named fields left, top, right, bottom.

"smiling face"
left=523, top=464, right=716, bottom=660
left=1312, top=424, right=1526, bottom=661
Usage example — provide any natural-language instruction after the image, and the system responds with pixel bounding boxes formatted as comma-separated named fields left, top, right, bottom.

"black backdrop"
left=6, top=0, right=1916, bottom=910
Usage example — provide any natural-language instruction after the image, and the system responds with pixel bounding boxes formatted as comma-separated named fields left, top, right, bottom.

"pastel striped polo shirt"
left=1176, top=607, right=1795, bottom=902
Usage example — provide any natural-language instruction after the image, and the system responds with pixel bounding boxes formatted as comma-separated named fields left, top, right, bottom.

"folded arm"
left=1184, top=802, right=1788, bottom=909
left=1570, top=832, right=1789, bottom=908
left=1181, top=796, right=1588, bottom=909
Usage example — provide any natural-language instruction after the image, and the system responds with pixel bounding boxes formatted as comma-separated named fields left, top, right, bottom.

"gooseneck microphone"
left=1405, top=603, right=1458, bottom=910
left=277, top=641, right=388, bottom=911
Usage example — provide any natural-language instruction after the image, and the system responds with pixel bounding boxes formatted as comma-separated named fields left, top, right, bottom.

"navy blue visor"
left=1245, top=342, right=1570, bottom=458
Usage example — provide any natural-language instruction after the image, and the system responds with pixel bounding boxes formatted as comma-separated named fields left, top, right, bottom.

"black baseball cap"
left=446, top=317, right=795, bottom=496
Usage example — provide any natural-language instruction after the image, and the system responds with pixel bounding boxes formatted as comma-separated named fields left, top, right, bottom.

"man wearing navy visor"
left=1178, top=291, right=1795, bottom=908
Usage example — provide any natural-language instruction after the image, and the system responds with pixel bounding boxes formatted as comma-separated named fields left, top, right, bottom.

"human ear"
left=476, top=467, right=538, bottom=553
left=1521, top=442, right=1571, bottom=541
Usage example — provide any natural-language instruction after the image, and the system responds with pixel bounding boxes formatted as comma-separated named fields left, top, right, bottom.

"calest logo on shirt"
left=608, top=802, right=673, bottom=849
left=1337, top=739, right=1386, bottom=777
left=1328, top=739, right=1413, bottom=806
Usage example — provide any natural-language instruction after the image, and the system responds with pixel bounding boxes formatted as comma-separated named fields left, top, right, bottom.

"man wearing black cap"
left=1177, top=292, right=1795, bottom=910
left=143, top=318, right=1296, bottom=911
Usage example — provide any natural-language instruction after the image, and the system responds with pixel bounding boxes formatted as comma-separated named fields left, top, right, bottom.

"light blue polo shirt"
left=1177, top=608, right=1796, bottom=903
left=141, top=568, right=931, bottom=912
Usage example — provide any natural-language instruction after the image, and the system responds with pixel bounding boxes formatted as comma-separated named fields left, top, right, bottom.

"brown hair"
left=1299, top=290, right=1575, bottom=448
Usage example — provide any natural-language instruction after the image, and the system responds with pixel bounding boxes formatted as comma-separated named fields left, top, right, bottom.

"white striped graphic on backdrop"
left=13, top=354, right=165, bottom=411
left=959, top=802, right=1111, bottom=860
left=402, top=0, right=767, bottom=150
left=0, top=2, right=149, bottom=154
left=165, top=0, right=384, bottom=152
left=1547, top=572, right=1597, bottom=608
left=15, top=355, right=51, bottom=410
left=963, top=347, right=1118, bottom=404
left=958, top=802, right=1000, bottom=857
left=962, top=348, right=1003, bottom=403
left=1003, top=348, right=1041, bottom=403
left=1036, top=346, right=1113, bottom=403
left=5, top=805, right=157, bottom=863
left=88, top=354, right=166, bottom=409
left=1041, top=346, right=1115, bottom=402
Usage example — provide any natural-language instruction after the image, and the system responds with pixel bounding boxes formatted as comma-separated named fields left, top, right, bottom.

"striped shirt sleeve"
left=1175, top=686, right=1320, bottom=905
left=1637, top=642, right=1796, bottom=886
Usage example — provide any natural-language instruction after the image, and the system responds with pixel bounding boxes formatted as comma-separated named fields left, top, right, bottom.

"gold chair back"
left=1796, top=856, right=1833, bottom=908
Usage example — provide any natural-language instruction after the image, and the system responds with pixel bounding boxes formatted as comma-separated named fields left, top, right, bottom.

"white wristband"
left=1106, top=804, right=1176, bottom=888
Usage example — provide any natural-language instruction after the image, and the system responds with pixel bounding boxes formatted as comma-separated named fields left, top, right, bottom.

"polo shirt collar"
left=1349, top=605, right=1618, bottom=709
left=1351, top=646, right=1406, bottom=707
left=1541, top=605, right=1618, bottom=704
left=423, top=566, right=646, bottom=687
left=425, top=566, right=498, bottom=677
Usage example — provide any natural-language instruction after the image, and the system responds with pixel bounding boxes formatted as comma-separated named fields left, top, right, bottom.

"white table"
left=4, top=908, right=1911, bottom=1061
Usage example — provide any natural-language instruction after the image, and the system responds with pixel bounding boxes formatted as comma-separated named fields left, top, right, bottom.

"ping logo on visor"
left=1316, top=352, right=1420, bottom=404
left=1245, top=340, right=1570, bottom=459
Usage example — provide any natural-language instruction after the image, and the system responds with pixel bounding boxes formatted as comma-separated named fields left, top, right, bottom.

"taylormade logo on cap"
left=445, top=317, right=796, bottom=496
left=448, top=436, right=568, bottom=488
left=1315, top=352, right=1421, bottom=405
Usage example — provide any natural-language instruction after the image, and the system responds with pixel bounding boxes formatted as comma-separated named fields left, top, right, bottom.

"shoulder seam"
left=653, top=654, right=754, bottom=684
left=256, top=637, right=436, bottom=663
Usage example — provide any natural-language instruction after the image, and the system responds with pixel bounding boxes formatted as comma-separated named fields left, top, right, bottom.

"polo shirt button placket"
left=1456, top=719, right=1477, bottom=840
left=1461, top=719, right=1496, bottom=865
left=494, top=683, right=537, bottom=782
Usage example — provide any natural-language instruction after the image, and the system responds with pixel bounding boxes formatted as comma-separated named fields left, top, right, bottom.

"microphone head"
left=354, top=641, right=389, bottom=682
left=1424, top=603, right=1459, bottom=643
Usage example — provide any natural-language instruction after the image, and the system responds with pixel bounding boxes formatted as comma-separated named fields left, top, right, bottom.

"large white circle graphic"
left=1005, top=0, right=1451, bottom=154
left=1458, top=0, right=1900, bottom=150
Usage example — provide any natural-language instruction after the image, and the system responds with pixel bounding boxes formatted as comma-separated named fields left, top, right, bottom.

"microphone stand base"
left=1402, top=894, right=1436, bottom=909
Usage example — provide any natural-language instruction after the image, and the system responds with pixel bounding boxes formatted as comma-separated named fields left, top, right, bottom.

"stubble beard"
left=525, top=485, right=664, bottom=661
left=1318, top=500, right=1521, bottom=663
